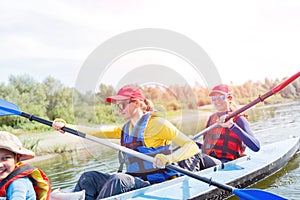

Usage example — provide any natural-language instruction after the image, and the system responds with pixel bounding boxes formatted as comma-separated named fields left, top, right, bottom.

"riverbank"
left=20, top=131, right=84, bottom=164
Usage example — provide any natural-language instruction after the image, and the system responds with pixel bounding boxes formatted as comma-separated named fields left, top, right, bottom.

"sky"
left=1, top=0, right=299, bottom=91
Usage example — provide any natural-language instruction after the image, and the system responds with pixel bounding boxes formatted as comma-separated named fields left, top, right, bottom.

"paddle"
left=0, top=100, right=288, bottom=200
left=192, top=71, right=300, bottom=140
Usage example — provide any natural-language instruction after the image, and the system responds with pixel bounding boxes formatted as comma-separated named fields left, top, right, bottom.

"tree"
left=97, top=84, right=115, bottom=104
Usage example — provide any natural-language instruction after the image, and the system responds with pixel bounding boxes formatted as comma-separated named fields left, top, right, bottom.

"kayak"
left=50, top=137, right=299, bottom=200
left=103, top=137, right=299, bottom=200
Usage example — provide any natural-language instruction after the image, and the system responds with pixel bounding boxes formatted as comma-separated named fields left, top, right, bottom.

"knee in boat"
left=109, top=173, right=135, bottom=186
left=110, top=173, right=132, bottom=181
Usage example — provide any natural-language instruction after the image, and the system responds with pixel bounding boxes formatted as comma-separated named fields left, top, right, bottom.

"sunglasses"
left=211, top=95, right=228, bottom=101
left=114, top=100, right=133, bottom=111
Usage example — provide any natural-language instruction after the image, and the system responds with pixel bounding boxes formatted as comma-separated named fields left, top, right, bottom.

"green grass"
left=22, top=138, right=40, bottom=153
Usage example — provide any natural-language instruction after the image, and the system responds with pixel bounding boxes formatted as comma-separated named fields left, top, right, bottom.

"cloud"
left=0, top=0, right=299, bottom=87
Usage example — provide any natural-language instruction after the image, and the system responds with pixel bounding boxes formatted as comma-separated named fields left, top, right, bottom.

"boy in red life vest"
left=202, top=84, right=260, bottom=163
left=0, top=131, right=51, bottom=200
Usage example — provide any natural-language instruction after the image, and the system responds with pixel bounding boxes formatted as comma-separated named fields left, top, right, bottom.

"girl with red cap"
left=52, top=84, right=199, bottom=200
left=202, top=84, right=260, bottom=163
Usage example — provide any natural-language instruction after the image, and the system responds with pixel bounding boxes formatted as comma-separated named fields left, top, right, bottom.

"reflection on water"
left=248, top=102, right=299, bottom=132
left=228, top=101, right=300, bottom=200
left=249, top=101, right=300, bottom=144
left=35, top=144, right=119, bottom=190
left=33, top=101, right=300, bottom=199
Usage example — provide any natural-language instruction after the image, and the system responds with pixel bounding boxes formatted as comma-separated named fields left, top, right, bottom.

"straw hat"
left=0, top=131, right=35, bottom=161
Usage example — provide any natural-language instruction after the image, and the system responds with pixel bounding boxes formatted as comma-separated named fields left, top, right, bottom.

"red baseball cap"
left=106, top=85, right=146, bottom=103
left=209, top=84, right=232, bottom=96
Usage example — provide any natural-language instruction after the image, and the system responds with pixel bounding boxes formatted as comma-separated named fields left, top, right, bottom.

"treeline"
left=0, top=74, right=299, bottom=132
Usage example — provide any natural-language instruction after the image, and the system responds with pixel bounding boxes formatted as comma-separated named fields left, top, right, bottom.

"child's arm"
left=6, top=177, right=36, bottom=199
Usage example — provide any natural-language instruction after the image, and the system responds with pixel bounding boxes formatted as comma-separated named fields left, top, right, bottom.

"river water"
left=33, top=101, right=300, bottom=199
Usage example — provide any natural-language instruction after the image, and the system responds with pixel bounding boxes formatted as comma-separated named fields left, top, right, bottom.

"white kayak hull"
left=50, top=137, right=299, bottom=200
left=104, top=137, right=299, bottom=200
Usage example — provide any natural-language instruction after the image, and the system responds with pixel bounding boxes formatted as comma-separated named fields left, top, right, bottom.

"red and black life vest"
left=202, top=113, right=244, bottom=161
left=0, top=162, right=51, bottom=200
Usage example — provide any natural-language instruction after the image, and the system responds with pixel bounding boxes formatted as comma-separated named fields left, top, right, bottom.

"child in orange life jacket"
left=202, top=84, right=260, bottom=163
left=0, top=131, right=51, bottom=200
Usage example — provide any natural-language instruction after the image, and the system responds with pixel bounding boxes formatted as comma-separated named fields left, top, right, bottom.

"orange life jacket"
left=202, top=113, right=245, bottom=161
left=0, top=162, right=51, bottom=200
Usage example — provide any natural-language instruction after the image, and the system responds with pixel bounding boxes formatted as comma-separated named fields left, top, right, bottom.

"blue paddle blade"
left=233, top=188, right=288, bottom=200
left=0, top=99, right=22, bottom=116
